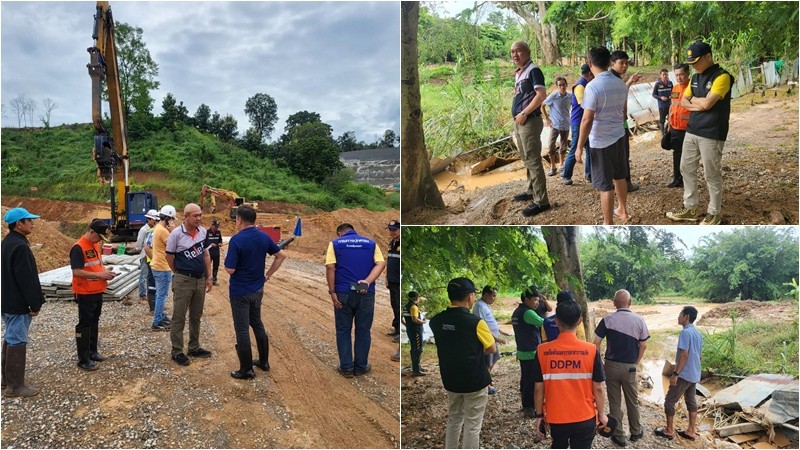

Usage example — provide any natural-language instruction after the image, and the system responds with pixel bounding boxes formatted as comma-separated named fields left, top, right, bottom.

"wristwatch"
left=533, top=411, right=544, bottom=418
left=671, top=371, right=680, bottom=377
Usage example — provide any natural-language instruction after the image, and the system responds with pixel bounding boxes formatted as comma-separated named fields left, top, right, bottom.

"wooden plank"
left=752, top=441, right=778, bottom=449
left=771, top=429, right=790, bottom=447
left=728, top=433, right=760, bottom=444
left=718, top=422, right=766, bottom=437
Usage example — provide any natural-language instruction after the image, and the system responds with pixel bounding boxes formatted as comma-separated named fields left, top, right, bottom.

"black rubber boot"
left=147, top=289, right=155, bottom=313
left=4, top=343, right=39, bottom=397
left=76, top=328, right=99, bottom=371
left=253, top=334, right=270, bottom=371
left=1, top=340, right=8, bottom=389
left=231, top=345, right=255, bottom=380
left=89, top=323, right=106, bottom=362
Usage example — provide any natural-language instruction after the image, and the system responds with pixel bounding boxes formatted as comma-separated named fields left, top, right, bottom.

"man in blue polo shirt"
left=542, top=77, right=573, bottom=177
left=166, top=203, right=214, bottom=366
left=325, top=223, right=386, bottom=378
left=576, top=46, right=631, bottom=225
left=224, top=205, right=286, bottom=379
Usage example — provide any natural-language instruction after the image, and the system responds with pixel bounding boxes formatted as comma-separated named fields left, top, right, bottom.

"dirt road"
left=407, top=93, right=798, bottom=225
left=1, top=200, right=401, bottom=448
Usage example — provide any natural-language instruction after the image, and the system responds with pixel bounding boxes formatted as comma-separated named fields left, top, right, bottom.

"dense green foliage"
left=581, top=228, right=686, bottom=303
left=401, top=226, right=554, bottom=316
left=0, top=124, right=397, bottom=212
left=690, top=228, right=799, bottom=302
left=702, top=314, right=799, bottom=377
left=114, top=22, right=160, bottom=118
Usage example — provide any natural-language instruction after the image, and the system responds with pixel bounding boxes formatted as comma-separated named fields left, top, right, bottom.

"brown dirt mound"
left=697, top=300, right=798, bottom=325
left=0, top=206, right=80, bottom=272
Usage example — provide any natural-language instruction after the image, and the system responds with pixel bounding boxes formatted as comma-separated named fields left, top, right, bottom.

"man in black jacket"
left=430, top=277, right=496, bottom=448
left=1, top=207, right=45, bottom=397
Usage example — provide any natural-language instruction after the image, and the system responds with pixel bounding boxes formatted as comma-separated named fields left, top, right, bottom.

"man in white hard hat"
left=150, top=205, right=177, bottom=331
left=134, top=209, right=160, bottom=306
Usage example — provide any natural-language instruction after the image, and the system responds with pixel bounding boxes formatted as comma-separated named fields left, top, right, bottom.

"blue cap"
left=4, top=207, right=40, bottom=224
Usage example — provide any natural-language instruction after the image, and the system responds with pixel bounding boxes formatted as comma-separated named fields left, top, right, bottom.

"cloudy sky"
left=1, top=1, right=399, bottom=143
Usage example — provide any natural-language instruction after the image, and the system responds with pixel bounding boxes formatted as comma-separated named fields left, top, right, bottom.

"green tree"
left=282, top=133, right=343, bottom=183
left=379, top=129, right=399, bottom=147
left=115, top=22, right=159, bottom=118
left=401, top=226, right=554, bottom=316
left=160, top=93, right=189, bottom=131
left=216, top=114, right=238, bottom=142
left=244, top=93, right=278, bottom=141
left=336, top=130, right=359, bottom=153
left=284, top=110, right=325, bottom=133
left=240, top=127, right=264, bottom=155
left=193, top=103, right=211, bottom=132
left=691, top=228, right=799, bottom=302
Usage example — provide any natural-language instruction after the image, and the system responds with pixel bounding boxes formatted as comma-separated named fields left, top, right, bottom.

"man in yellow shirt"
left=150, top=205, right=177, bottom=331
left=667, top=41, right=733, bottom=225
left=325, top=223, right=386, bottom=377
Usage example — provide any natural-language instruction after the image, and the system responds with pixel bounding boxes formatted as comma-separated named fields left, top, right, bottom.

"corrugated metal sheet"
left=712, top=373, right=798, bottom=409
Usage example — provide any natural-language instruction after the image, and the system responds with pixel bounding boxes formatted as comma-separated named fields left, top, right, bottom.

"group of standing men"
left=429, top=277, right=704, bottom=449
left=510, top=40, right=732, bottom=225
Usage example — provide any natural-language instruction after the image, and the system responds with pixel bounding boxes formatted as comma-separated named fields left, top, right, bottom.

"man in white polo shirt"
left=576, top=46, right=631, bottom=225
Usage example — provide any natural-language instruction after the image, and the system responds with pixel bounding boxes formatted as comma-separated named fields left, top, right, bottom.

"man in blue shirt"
left=655, top=306, right=703, bottom=442
left=472, top=285, right=511, bottom=394
left=224, top=205, right=286, bottom=379
left=542, top=77, right=573, bottom=177
left=653, top=69, right=674, bottom=137
left=576, top=46, right=631, bottom=225
left=326, top=224, right=386, bottom=377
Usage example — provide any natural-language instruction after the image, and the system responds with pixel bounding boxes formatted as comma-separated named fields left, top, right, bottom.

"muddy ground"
left=1, top=197, right=400, bottom=448
left=400, top=296, right=798, bottom=449
left=407, top=93, right=799, bottom=225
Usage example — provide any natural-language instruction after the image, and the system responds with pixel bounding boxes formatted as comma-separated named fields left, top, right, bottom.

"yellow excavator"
left=199, top=185, right=258, bottom=220
left=88, top=1, right=158, bottom=241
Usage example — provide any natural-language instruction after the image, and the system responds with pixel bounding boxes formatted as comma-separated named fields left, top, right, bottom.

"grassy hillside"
left=1, top=124, right=398, bottom=212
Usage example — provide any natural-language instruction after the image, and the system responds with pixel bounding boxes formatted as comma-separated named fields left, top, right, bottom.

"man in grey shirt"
left=655, top=306, right=703, bottom=442
left=576, top=46, right=631, bottom=225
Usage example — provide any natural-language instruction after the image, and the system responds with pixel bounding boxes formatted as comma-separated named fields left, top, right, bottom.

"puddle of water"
left=640, top=359, right=671, bottom=406
left=434, top=162, right=527, bottom=192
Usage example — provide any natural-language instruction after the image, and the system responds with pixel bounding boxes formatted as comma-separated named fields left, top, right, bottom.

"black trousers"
left=210, top=251, right=220, bottom=279
left=519, top=358, right=536, bottom=408
left=75, top=293, right=103, bottom=352
left=550, top=417, right=597, bottom=449
left=670, top=129, right=686, bottom=181
left=658, top=107, right=670, bottom=136
left=407, top=326, right=423, bottom=372
left=388, top=282, right=400, bottom=332
left=230, top=290, right=267, bottom=350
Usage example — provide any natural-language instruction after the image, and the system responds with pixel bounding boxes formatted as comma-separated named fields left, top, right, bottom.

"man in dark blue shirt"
left=204, top=219, right=223, bottom=285
left=224, top=205, right=286, bottom=379
left=653, top=69, right=674, bottom=137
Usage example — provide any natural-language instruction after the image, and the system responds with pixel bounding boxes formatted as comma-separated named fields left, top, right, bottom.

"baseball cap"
left=3, top=207, right=40, bottom=224
left=580, top=63, right=591, bottom=75
left=89, top=218, right=110, bottom=236
left=556, top=290, right=575, bottom=304
left=386, top=220, right=400, bottom=230
left=685, top=41, right=711, bottom=64
left=596, top=415, right=619, bottom=438
left=144, top=209, right=160, bottom=220
left=211, top=219, right=220, bottom=226
left=447, top=277, right=479, bottom=300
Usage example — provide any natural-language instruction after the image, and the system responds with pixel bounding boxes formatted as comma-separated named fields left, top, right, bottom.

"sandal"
left=487, top=386, right=497, bottom=395
left=677, top=429, right=696, bottom=441
left=654, top=427, right=674, bottom=440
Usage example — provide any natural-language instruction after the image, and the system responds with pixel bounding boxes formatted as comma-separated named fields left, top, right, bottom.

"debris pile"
left=38, top=254, right=141, bottom=302
left=702, top=374, right=799, bottom=449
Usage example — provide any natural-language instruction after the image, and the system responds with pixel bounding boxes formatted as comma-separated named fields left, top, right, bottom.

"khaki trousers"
left=445, top=388, right=489, bottom=449
left=170, top=273, right=207, bottom=357
left=680, top=132, right=725, bottom=215
left=514, top=116, right=549, bottom=206
left=605, top=359, right=642, bottom=440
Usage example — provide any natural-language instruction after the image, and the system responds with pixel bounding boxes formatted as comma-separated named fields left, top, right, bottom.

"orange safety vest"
left=537, top=332, right=599, bottom=424
left=72, top=236, right=108, bottom=295
left=669, top=84, right=690, bottom=131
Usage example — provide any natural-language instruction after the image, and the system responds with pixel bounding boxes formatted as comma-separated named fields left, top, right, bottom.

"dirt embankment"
left=407, top=93, right=798, bottom=225
left=1, top=198, right=401, bottom=448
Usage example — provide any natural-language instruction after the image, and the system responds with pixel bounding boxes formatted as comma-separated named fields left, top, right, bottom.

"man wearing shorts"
left=576, top=46, right=630, bottom=224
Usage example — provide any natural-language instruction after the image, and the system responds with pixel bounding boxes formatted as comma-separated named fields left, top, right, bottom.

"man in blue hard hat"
left=2, top=208, right=45, bottom=397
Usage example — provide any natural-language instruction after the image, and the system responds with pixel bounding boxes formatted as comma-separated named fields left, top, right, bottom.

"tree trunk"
left=401, top=2, right=444, bottom=213
left=542, top=226, right=591, bottom=340
left=502, top=1, right=560, bottom=65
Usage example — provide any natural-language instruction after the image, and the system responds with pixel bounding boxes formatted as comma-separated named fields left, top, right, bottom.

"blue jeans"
left=333, top=291, right=374, bottom=371
left=562, top=124, right=591, bottom=180
left=2, top=313, right=32, bottom=345
left=138, top=258, right=149, bottom=298
left=152, top=269, right=173, bottom=325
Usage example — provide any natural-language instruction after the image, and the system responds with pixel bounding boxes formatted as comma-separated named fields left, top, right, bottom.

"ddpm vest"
left=72, top=236, right=108, bottom=295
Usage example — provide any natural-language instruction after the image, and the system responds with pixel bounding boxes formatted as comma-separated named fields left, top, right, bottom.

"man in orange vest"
left=70, top=219, right=118, bottom=371
left=666, top=63, right=691, bottom=188
left=533, top=299, right=607, bottom=448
